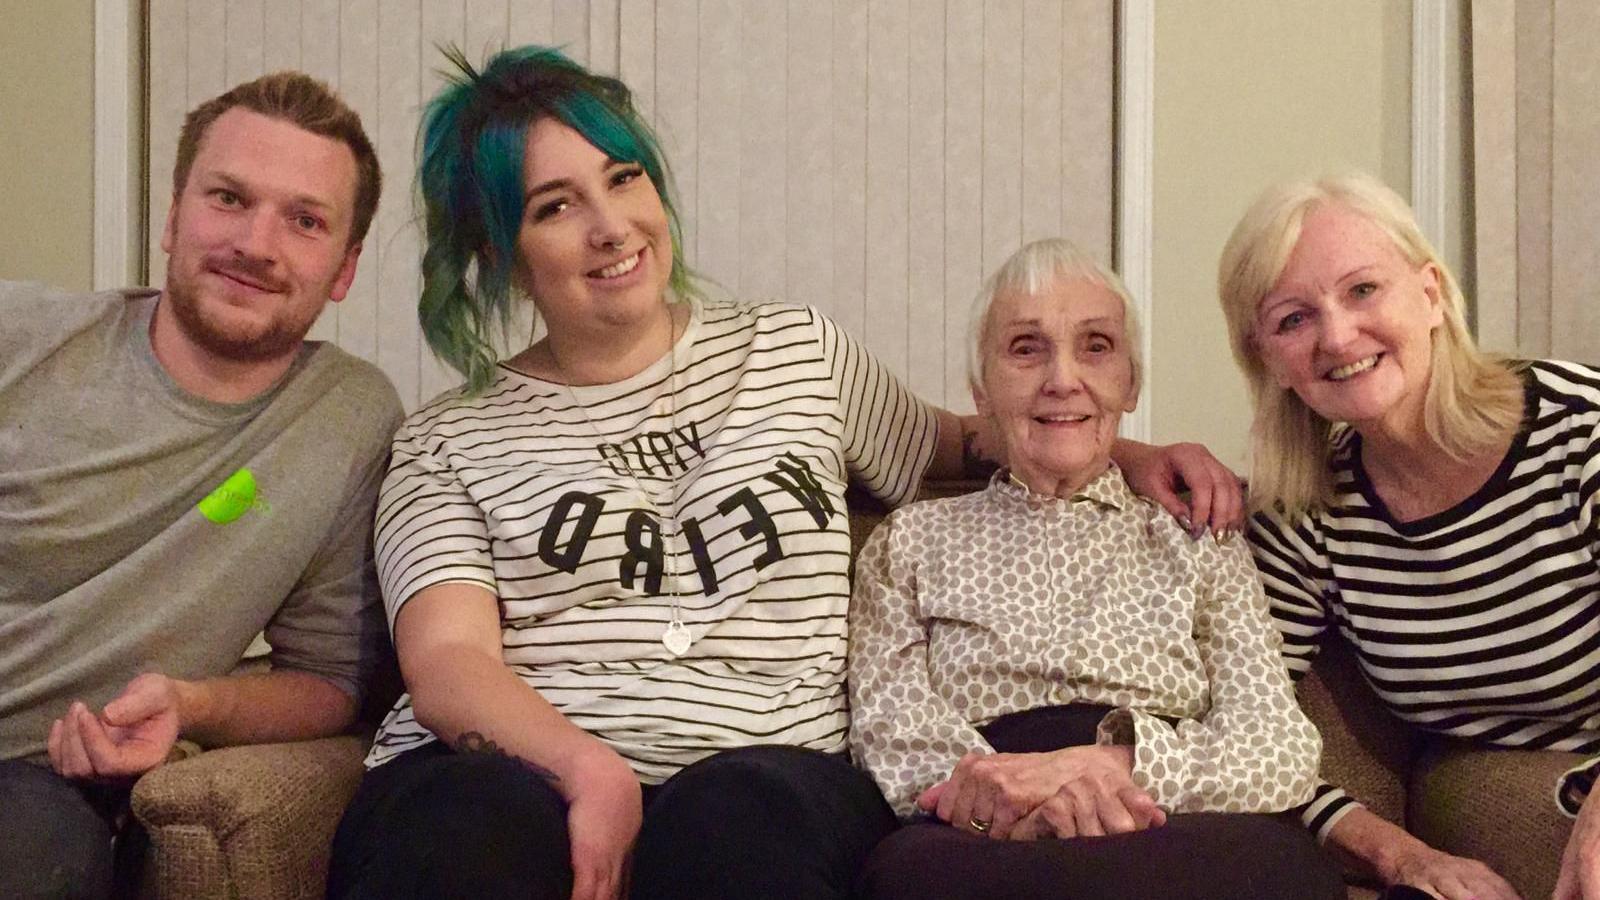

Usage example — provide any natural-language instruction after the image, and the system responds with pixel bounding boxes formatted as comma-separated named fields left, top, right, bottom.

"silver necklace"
left=552, top=306, right=691, bottom=657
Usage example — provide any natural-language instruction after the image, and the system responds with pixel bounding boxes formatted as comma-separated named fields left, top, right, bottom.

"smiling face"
left=159, top=107, right=362, bottom=363
left=975, top=277, right=1138, bottom=494
left=1252, top=203, right=1444, bottom=434
left=513, top=117, right=674, bottom=347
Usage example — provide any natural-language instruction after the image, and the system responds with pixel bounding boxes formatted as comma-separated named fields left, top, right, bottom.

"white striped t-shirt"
left=367, top=299, right=939, bottom=780
left=1248, top=360, right=1600, bottom=838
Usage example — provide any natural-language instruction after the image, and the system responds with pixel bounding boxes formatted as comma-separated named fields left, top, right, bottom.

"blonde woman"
left=1219, top=172, right=1600, bottom=900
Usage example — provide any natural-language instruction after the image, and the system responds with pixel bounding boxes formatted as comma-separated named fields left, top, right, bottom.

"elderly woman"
left=848, top=238, right=1342, bottom=899
left=324, top=46, right=1244, bottom=900
left=1220, top=172, right=1600, bottom=900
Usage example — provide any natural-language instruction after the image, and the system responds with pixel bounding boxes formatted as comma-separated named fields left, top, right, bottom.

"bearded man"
left=0, top=71, right=402, bottom=899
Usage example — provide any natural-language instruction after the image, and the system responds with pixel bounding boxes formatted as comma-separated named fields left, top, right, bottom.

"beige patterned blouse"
left=848, top=467, right=1322, bottom=817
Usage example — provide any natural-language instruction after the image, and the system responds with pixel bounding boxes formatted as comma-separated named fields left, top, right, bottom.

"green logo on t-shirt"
left=198, top=468, right=260, bottom=524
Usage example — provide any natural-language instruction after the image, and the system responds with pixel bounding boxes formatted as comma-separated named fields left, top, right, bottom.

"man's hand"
left=47, top=673, right=183, bottom=782
left=1555, top=789, right=1600, bottom=900
left=916, top=745, right=1164, bottom=841
left=1115, top=439, right=1244, bottom=538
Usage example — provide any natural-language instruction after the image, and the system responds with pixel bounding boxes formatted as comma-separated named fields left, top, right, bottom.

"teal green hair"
left=417, top=44, right=695, bottom=393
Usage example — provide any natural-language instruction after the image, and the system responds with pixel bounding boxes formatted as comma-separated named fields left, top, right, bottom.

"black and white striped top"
left=366, top=299, right=939, bottom=780
left=1248, top=360, right=1600, bottom=839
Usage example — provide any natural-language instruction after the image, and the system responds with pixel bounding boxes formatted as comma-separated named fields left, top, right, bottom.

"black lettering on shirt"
left=538, top=491, right=604, bottom=573
left=762, top=452, right=836, bottom=530
left=619, top=510, right=665, bottom=594
left=646, top=432, right=675, bottom=474
left=674, top=420, right=704, bottom=461
left=597, top=444, right=631, bottom=477
left=717, top=486, right=784, bottom=570
left=681, top=515, right=720, bottom=596
left=598, top=420, right=708, bottom=479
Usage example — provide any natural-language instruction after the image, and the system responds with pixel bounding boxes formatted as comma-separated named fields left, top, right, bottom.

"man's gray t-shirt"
left=0, top=281, right=404, bottom=762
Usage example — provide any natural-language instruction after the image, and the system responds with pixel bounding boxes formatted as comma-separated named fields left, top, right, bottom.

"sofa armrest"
left=130, top=734, right=369, bottom=900
left=1296, top=637, right=1420, bottom=827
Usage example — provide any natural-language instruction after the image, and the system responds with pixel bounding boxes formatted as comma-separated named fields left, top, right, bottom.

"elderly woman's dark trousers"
left=857, top=704, right=1344, bottom=900
left=327, top=742, right=896, bottom=899
left=858, top=813, right=1343, bottom=900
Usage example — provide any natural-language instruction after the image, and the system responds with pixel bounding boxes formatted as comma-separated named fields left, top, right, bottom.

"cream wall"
left=0, top=0, right=96, bottom=291
left=1150, top=0, right=1415, bottom=471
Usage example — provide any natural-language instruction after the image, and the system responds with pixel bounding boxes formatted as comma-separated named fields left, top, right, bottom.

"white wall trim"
left=1117, top=0, right=1153, bottom=443
left=93, top=0, right=141, bottom=290
left=1411, top=0, right=1449, bottom=249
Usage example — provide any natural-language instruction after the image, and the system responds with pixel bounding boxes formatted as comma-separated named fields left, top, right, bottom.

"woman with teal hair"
left=327, top=44, right=1245, bottom=900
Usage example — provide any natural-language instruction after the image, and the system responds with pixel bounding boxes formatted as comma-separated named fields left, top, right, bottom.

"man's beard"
left=163, top=257, right=319, bottom=362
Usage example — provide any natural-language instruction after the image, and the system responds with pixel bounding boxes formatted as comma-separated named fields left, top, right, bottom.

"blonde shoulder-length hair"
left=1216, top=172, right=1524, bottom=518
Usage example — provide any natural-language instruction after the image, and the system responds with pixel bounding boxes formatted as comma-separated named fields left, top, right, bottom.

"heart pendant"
left=662, top=620, right=691, bottom=656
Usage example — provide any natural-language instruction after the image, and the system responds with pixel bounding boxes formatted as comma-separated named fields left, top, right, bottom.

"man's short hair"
left=173, top=71, right=382, bottom=248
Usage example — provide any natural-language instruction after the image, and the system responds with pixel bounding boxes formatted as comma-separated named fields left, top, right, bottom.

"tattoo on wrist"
left=961, top=428, right=1001, bottom=480
left=454, top=730, right=561, bottom=782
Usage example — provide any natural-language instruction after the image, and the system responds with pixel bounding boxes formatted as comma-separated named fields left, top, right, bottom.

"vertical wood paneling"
left=225, top=0, right=265, bottom=86
left=147, top=0, right=187, bottom=288
left=1549, top=1, right=1600, bottom=361
left=1060, top=0, right=1113, bottom=264
left=299, top=0, right=341, bottom=344
left=618, top=0, right=656, bottom=118
left=906, top=4, right=948, bottom=404
left=737, top=2, right=787, bottom=302
left=1019, top=0, right=1062, bottom=246
left=507, top=0, right=554, bottom=48
left=1514, top=1, right=1552, bottom=354
left=695, top=0, right=742, bottom=291
left=261, top=0, right=302, bottom=74
left=187, top=3, right=227, bottom=106
left=784, top=1, right=833, bottom=309
left=335, top=0, right=381, bottom=363
left=653, top=0, right=699, bottom=265
left=144, top=0, right=1116, bottom=412
left=589, top=0, right=620, bottom=75
left=980, top=0, right=1023, bottom=275
left=419, top=0, right=471, bottom=403
left=864, top=0, right=909, bottom=375
left=1470, top=0, right=1519, bottom=353
left=299, top=0, right=341, bottom=85
left=553, top=0, right=590, bottom=64
left=829, top=0, right=868, bottom=340
left=375, top=0, right=424, bottom=407
left=464, top=0, right=508, bottom=61
left=944, top=0, right=985, bottom=405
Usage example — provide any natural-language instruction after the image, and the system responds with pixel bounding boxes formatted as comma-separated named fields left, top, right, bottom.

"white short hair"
left=967, top=238, right=1143, bottom=397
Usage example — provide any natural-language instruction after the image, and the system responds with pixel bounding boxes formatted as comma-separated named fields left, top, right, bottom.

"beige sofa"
left=126, top=480, right=1576, bottom=899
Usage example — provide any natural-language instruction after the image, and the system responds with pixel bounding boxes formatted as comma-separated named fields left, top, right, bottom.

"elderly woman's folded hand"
left=915, top=745, right=1165, bottom=841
